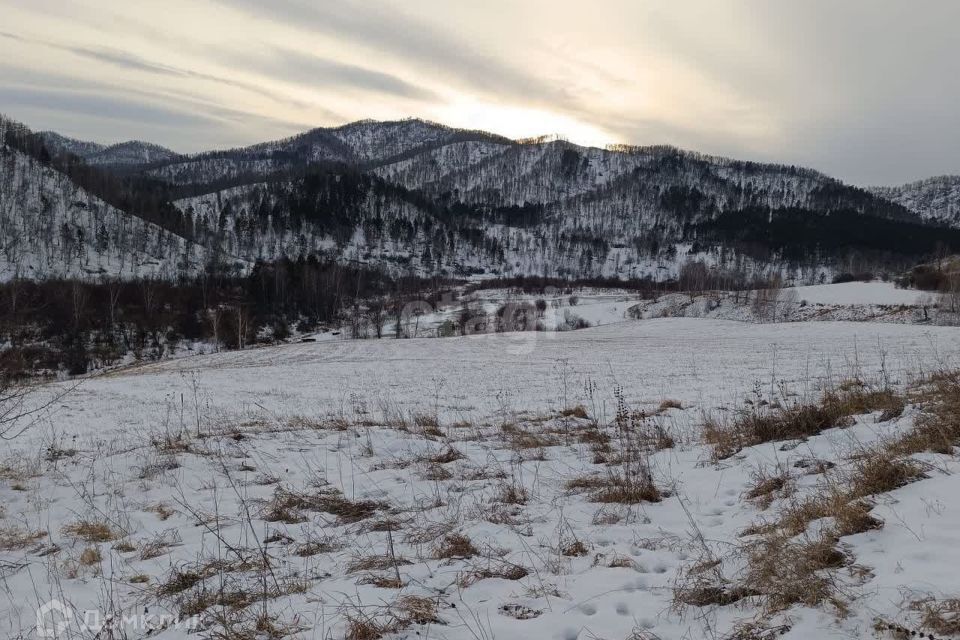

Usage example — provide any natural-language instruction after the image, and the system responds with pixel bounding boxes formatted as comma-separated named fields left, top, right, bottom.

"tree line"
left=0, top=256, right=447, bottom=379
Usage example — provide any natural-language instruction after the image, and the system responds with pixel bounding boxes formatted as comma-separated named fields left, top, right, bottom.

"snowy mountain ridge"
left=5, top=115, right=960, bottom=281
left=0, top=143, right=232, bottom=280
left=871, top=174, right=960, bottom=226
left=40, top=131, right=181, bottom=166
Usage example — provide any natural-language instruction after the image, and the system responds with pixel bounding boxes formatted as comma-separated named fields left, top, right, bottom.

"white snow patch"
left=789, top=282, right=924, bottom=306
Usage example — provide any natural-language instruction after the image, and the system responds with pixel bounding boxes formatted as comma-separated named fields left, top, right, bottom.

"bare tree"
left=775, top=288, right=799, bottom=323
left=1, top=377, right=76, bottom=441
left=235, top=304, right=250, bottom=349
left=751, top=277, right=783, bottom=322
left=391, top=297, right=404, bottom=339
left=368, top=298, right=386, bottom=339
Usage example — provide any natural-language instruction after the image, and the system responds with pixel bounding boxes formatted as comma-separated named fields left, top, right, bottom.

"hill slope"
left=871, top=175, right=960, bottom=226
left=0, top=143, right=217, bottom=280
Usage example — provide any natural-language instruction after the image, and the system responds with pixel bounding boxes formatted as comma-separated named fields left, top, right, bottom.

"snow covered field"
left=61, top=319, right=960, bottom=430
left=789, top=282, right=925, bottom=306
left=3, top=318, right=960, bottom=640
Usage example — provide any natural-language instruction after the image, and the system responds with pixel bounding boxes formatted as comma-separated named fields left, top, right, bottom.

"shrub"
left=433, top=533, right=478, bottom=559
left=79, top=546, right=102, bottom=566
left=894, top=372, right=960, bottom=455
left=704, top=386, right=905, bottom=459
left=658, top=399, right=683, bottom=411
left=62, top=519, right=116, bottom=543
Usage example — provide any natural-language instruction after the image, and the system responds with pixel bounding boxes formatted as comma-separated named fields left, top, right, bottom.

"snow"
left=871, top=175, right=960, bottom=225
left=0, top=144, right=218, bottom=281
left=789, top=282, right=924, bottom=306
left=3, top=317, right=960, bottom=640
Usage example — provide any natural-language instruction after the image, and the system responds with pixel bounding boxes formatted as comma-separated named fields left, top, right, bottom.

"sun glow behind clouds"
left=436, top=100, right=616, bottom=148
left=3, top=0, right=960, bottom=183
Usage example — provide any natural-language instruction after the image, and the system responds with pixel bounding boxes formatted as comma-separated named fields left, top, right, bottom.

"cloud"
left=0, top=84, right=217, bottom=132
left=6, top=33, right=312, bottom=110
left=0, top=66, right=310, bottom=149
left=214, top=0, right=583, bottom=111
left=227, top=47, right=437, bottom=101
left=3, top=0, right=960, bottom=183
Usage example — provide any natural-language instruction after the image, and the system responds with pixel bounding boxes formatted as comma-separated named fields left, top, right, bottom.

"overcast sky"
left=1, top=0, right=957, bottom=185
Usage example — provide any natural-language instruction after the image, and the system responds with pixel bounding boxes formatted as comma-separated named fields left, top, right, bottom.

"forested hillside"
left=872, top=175, right=960, bottom=226
left=3, top=114, right=959, bottom=283
left=0, top=144, right=215, bottom=280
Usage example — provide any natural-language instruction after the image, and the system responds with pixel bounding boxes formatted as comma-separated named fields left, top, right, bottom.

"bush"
left=832, top=272, right=874, bottom=284
left=704, top=386, right=904, bottom=459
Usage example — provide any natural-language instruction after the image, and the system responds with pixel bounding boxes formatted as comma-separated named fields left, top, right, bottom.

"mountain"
left=86, top=140, right=182, bottom=166
left=144, top=119, right=511, bottom=186
left=6, top=114, right=960, bottom=282
left=0, top=143, right=222, bottom=280
left=152, top=121, right=945, bottom=280
left=40, top=131, right=181, bottom=167
left=871, top=175, right=960, bottom=226
left=38, top=131, right=105, bottom=159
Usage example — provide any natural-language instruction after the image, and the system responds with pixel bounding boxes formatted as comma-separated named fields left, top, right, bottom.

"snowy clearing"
left=64, top=319, right=960, bottom=429
left=2, top=318, right=960, bottom=640
left=788, top=282, right=925, bottom=306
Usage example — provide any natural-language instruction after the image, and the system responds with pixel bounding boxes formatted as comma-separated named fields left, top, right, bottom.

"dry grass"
left=566, top=473, right=661, bottom=504
left=675, top=582, right=756, bottom=608
left=744, top=468, right=792, bottom=509
left=0, top=525, right=46, bottom=550
left=716, top=375, right=951, bottom=620
left=426, top=447, right=464, bottom=464
left=658, top=399, right=683, bottom=412
left=911, top=597, right=960, bottom=636
left=345, top=616, right=389, bottom=640
left=561, top=540, right=589, bottom=557
left=208, top=610, right=304, bottom=640
left=357, top=574, right=404, bottom=589
left=725, top=379, right=941, bottom=618
left=420, top=464, right=453, bottom=481
left=604, top=553, right=638, bottom=569
left=158, top=566, right=205, bottom=596
left=501, top=423, right=556, bottom=449
left=433, top=533, right=478, bottom=559
left=139, top=530, right=182, bottom=560
left=179, top=589, right=220, bottom=618
left=343, top=595, right=440, bottom=640
left=776, top=492, right=882, bottom=539
left=152, top=432, right=194, bottom=454
left=263, top=488, right=384, bottom=524
left=79, top=546, right=102, bottom=566
left=894, top=372, right=960, bottom=455
left=717, top=621, right=793, bottom=640
left=112, top=540, right=136, bottom=553
left=284, top=415, right=328, bottom=431
left=497, top=484, right=529, bottom=505
left=393, top=595, right=440, bottom=625
left=413, top=413, right=443, bottom=438
left=847, top=452, right=923, bottom=498
left=62, top=519, right=116, bottom=542
left=346, top=554, right=411, bottom=574
left=742, top=534, right=849, bottom=613
left=146, top=502, right=176, bottom=520
left=293, top=534, right=340, bottom=557
left=560, top=405, right=589, bottom=419
left=458, top=561, right=529, bottom=587
left=705, top=386, right=905, bottom=459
